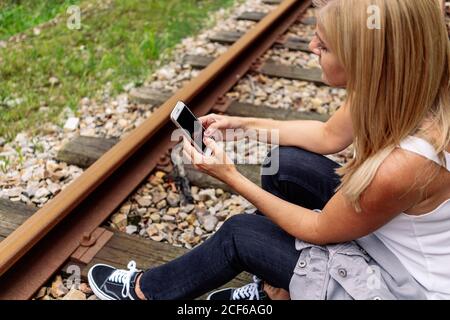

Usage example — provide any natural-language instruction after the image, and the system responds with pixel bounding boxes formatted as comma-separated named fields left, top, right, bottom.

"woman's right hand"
left=199, top=113, right=245, bottom=141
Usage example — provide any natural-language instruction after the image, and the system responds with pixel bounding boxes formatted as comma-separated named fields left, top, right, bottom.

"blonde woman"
left=88, top=0, right=449, bottom=300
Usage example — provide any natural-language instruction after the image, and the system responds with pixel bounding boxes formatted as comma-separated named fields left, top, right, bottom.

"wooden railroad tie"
left=209, top=30, right=312, bottom=53
left=182, top=54, right=324, bottom=85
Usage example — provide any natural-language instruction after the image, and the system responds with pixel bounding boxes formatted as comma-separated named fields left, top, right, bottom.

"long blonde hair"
left=315, top=0, right=450, bottom=212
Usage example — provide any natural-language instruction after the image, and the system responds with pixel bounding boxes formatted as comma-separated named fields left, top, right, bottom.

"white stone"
left=157, top=67, right=176, bottom=80
left=111, top=213, right=127, bottom=229
left=50, top=276, right=68, bottom=298
left=116, top=95, right=128, bottom=113
left=150, top=235, right=164, bottom=242
left=47, top=182, right=61, bottom=195
left=118, top=119, right=128, bottom=128
left=146, top=225, right=159, bottom=237
left=21, top=166, right=34, bottom=182
left=195, top=226, right=203, bottom=236
left=136, top=195, right=152, bottom=207
left=167, top=207, right=179, bottom=216
left=62, top=288, right=86, bottom=300
left=193, top=47, right=208, bottom=56
left=64, top=117, right=80, bottom=131
left=202, top=215, right=219, bottom=232
left=85, top=116, right=96, bottom=125
left=150, top=213, right=161, bottom=223
left=35, top=188, right=51, bottom=199
left=125, top=225, right=138, bottom=234
left=104, top=121, right=114, bottom=130
left=80, top=128, right=96, bottom=136
left=5, top=188, right=22, bottom=198
left=81, top=97, right=90, bottom=105
left=162, top=214, right=175, bottom=222
left=123, top=82, right=135, bottom=91
left=25, top=183, right=39, bottom=198
left=198, top=189, right=217, bottom=202
left=136, top=207, right=147, bottom=215
left=15, top=133, right=28, bottom=147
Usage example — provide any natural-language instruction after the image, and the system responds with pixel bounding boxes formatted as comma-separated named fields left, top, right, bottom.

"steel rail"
left=0, top=0, right=312, bottom=299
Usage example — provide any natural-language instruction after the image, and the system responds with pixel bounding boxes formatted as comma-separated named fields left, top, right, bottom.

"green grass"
left=0, top=0, right=80, bottom=40
left=0, top=0, right=236, bottom=141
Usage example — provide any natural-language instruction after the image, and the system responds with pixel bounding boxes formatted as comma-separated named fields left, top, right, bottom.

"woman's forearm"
left=241, top=117, right=330, bottom=154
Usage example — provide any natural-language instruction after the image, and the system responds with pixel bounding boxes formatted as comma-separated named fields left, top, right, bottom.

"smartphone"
left=170, top=101, right=213, bottom=156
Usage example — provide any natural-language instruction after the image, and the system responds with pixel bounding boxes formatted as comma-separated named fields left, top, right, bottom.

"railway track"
left=1, top=0, right=446, bottom=300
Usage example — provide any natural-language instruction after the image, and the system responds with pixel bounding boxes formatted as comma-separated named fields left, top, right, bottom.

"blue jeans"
left=139, top=147, right=342, bottom=300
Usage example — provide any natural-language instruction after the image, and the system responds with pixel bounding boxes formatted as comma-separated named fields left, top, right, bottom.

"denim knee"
left=217, top=214, right=254, bottom=239
left=261, top=146, right=314, bottom=190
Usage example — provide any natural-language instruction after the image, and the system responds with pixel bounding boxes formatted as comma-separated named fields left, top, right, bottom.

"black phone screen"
left=177, top=106, right=207, bottom=152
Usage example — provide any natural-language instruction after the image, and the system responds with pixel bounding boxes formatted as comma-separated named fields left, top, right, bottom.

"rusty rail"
left=0, top=0, right=312, bottom=299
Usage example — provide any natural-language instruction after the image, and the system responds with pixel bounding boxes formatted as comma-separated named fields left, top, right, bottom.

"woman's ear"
left=309, top=36, right=321, bottom=56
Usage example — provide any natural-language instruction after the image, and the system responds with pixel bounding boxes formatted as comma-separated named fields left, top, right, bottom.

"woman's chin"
left=321, top=74, right=346, bottom=88
left=321, top=73, right=331, bottom=86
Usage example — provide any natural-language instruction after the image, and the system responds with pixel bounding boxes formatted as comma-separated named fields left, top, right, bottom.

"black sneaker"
left=207, top=276, right=269, bottom=300
left=88, top=261, right=142, bottom=300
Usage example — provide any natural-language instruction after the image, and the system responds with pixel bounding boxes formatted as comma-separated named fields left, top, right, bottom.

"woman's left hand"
left=182, top=137, right=238, bottom=184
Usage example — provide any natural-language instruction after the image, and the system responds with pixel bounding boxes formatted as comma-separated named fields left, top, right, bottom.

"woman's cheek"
left=320, top=56, right=347, bottom=87
left=319, top=57, right=333, bottom=85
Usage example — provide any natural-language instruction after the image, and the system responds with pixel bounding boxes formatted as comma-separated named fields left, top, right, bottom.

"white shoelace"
left=232, top=276, right=261, bottom=300
left=107, top=261, right=138, bottom=299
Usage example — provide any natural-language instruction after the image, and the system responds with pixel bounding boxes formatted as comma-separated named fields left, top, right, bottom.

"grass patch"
left=0, top=0, right=80, bottom=40
left=0, top=0, right=236, bottom=141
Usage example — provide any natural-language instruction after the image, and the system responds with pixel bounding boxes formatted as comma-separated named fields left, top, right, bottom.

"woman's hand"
left=199, top=114, right=245, bottom=141
left=182, top=136, right=239, bottom=184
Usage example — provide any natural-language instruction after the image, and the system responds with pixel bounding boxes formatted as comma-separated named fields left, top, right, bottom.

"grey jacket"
left=289, top=234, right=427, bottom=300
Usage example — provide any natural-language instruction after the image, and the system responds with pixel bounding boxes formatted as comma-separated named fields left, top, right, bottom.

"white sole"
left=206, top=287, right=236, bottom=300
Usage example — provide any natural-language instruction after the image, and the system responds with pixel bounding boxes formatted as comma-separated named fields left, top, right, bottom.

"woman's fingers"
left=183, top=138, right=204, bottom=165
left=199, top=114, right=240, bottom=142
left=204, top=122, right=222, bottom=136
left=199, top=114, right=227, bottom=135
left=199, top=114, right=218, bottom=128
left=203, top=137, right=217, bottom=152
left=182, top=134, right=236, bottom=182
left=204, top=137, right=234, bottom=166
